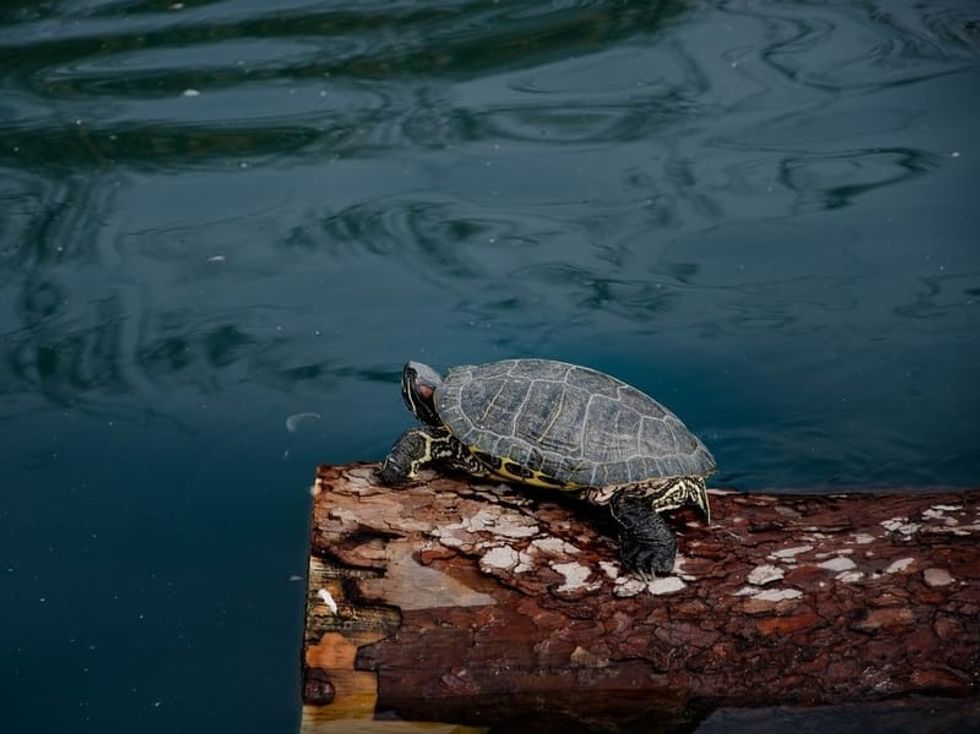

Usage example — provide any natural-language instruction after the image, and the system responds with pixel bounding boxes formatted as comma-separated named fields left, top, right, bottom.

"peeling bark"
left=301, top=463, right=980, bottom=730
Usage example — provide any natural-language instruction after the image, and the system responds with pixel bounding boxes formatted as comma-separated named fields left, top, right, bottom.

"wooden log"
left=301, top=463, right=980, bottom=731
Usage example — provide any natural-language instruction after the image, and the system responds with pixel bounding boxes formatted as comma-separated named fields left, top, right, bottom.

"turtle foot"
left=618, top=530, right=677, bottom=577
left=611, top=494, right=677, bottom=577
left=376, top=427, right=436, bottom=486
left=376, top=459, right=411, bottom=486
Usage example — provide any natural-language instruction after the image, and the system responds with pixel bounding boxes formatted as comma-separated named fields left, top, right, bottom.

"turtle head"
left=402, top=361, right=443, bottom=426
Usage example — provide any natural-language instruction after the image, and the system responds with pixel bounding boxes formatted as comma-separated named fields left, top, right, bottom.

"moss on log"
left=301, top=463, right=980, bottom=731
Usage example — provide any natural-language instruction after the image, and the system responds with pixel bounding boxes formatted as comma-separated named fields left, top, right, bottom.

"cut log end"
left=301, top=463, right=980, bottom=730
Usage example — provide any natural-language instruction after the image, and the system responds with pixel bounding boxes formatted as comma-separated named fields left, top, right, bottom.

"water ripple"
left=732, top=0, right=980, bottom=91
left=0, top=0, right=977, bottom=488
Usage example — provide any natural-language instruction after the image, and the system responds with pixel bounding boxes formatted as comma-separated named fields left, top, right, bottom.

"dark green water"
left=1, top=1, right=978, bottom=731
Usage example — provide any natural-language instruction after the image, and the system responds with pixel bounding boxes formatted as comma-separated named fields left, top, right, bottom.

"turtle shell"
left=434, top=358, right=716, bottom=489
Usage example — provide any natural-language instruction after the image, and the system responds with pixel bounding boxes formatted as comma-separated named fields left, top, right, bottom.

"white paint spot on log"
left=733, top=586, right=757, bottom=596
left=673, top=555, right=696, bottom=581
left=435, top=531, right=466, bottom=549
left=815, top=549, right=851, bottom=560
left=480, top=546, right=519, bottom=571
left=514, top=551, right=536, bottom=574
left=819, top=557, right=857, bottom=572
left=770, top=545, right=812, bottom=560
left=923, top=568, right=954, bottom=587
left=880, top=518, right=921, bottom=536
left=550, top=562, right=593, bottom=593
left=529, top=537, right=580, bottom=555
left=464, top=508, right=539, bottom=538
left=921, top=508, right=963, bottom=527
left=931, top=504, right=962, bottom=512
left=613, top=577, right=646, bottom=597
left=647, top=576, right=686, bottom=595
left=316, top=588, right=338, bottom=614
left=836, top=571, right=864, bottom=583
left=850, top=533, right=875, bottom=545
left=885, top=557, right=914, bottom=574
left=752, top=588, right=802, bottom=602
left=599, top=561, right=620, bottom=579
left=748, top=564, right=785, bottom=586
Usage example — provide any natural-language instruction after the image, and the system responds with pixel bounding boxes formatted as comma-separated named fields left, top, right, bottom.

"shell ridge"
left=508, top=376, right=536, bottom=440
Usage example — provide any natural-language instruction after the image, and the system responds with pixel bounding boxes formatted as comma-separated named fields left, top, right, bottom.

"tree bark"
left=301, top=463, right=980, bottom=731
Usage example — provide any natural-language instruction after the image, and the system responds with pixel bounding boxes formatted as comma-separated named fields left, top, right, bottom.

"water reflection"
left=779, top=147, right=938, bottom=211
left=894, top=273, right=979, bottom=324
left=755, top=0, right=979, bottom=91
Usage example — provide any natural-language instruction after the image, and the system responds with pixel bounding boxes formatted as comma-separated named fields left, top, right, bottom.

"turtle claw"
left=619, top=531, right=676, bottom=577
left=376, top=460, right=407, bottom=486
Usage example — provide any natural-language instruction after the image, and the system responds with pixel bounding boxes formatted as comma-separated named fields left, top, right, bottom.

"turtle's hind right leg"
left=609, top=494, right=677, bottom=578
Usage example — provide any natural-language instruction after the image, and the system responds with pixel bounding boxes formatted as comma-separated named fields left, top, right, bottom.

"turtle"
left=377, top=359, right=716, bottom=577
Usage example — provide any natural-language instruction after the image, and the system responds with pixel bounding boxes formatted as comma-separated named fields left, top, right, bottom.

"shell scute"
left=619, top=385, right=666, bottom=418
left=522, top=384, right=587, bottom=454
left=639, top=416, right=675, bottom=456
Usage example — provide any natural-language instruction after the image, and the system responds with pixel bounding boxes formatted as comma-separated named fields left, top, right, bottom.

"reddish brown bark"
left=301, top=463, right=980, bottom=730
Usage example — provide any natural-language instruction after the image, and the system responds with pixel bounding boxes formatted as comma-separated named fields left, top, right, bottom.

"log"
left=301, top=463, right=980, bottom=731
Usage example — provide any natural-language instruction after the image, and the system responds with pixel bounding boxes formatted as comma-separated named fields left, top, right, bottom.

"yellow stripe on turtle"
left=468, top=447, right=579, bottom=490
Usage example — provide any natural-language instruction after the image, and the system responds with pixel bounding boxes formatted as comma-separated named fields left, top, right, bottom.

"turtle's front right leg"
left=377, top=426, right=453, bottom=485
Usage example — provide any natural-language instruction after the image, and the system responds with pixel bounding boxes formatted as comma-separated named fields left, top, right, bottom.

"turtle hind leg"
left=609, top=494, right=677, bottom=578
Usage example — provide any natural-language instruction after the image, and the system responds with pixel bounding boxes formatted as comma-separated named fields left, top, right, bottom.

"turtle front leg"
left=609, top=494, right=677, bottom=579
left=377, top=426, right=454, bottom=485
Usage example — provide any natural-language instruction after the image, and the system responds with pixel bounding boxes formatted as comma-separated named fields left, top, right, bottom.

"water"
left=1, top=1, right=978, bottom=731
